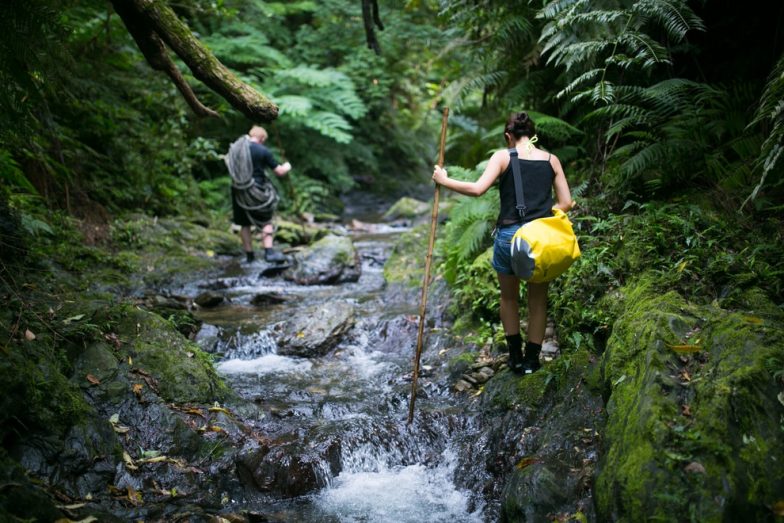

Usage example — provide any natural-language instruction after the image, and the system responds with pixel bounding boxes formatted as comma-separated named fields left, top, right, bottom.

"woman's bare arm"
left=432, top=150, right=507, bottom=197
left=550, top=155, right=574, bottom=211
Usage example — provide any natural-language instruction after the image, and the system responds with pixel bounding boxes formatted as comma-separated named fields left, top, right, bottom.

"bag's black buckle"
left=516, top=205, right=528, bottom=218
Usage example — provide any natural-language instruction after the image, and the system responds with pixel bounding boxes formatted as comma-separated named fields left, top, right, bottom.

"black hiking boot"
left=264, top=248, right=287, bottom=264
left=522, top=341, right=542, bottom=375
left=245, top=250, right=255, bottom=263
left=506, top=333, right=525, bottom=375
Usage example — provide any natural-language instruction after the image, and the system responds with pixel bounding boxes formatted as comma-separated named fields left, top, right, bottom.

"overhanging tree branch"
left=361, top=0, right=384, bottom=55
left=111, top=0, right=278, bottom=121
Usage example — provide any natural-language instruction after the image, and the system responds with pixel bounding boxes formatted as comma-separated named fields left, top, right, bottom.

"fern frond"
left=556, top=68, right=603, bottom=100
left=744, top=53, right=784, bottom=207
left=527, top=111, right=584, bottom=141
left=634, top=0, right=705, bottom=42
left=274, top=95, right=313, bottom=117
left=302, top=111, right=353, bottom=144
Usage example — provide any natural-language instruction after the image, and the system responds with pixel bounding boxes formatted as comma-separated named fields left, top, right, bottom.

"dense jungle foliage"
left=0, top=0, right=783, bottom=520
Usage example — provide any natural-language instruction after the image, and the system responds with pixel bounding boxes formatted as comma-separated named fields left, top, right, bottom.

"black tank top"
left=497, top=155, right=555, bottom=226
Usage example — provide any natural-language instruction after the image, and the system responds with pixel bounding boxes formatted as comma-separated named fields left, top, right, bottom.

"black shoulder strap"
left=508, top=148, right=527, bottom=218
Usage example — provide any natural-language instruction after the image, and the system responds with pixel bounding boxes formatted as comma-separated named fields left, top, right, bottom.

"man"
left=230, top=125, right=291, bottom=263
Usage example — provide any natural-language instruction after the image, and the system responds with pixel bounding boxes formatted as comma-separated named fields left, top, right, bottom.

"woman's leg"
left=522, top=281, right=549, bottom=373
left=498, top=273, right=521, bottom=335
left=498, top=273, right=524, bottom=373
left=526, top=281, right=549, bottom=344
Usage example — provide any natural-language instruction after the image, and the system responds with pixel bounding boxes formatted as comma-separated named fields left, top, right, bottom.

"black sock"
left=523, top=341, right=542, bottom=373
left=524, top=341, right=542, bottom=359
left=245, top=251, right=255, bottom=262
left=506, top=333, right=524, bottom=370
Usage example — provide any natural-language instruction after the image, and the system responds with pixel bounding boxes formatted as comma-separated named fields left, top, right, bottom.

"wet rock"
left=236, top=435, right=341, bottom=497
left=195, top=291, right=225, bottom=308
left=274, top=301, right=355, bottom=357
left=501, top=462, right=569, bottom=521
left=250, top=292, right=288, bottom=306
left=71, top=341, right=120, bottom=387
left=284, top=234, right=360, bottom=285
left=58, top=417, right=121, bottom=497
left=259, top=263, right=291, bottom=278
left=467, top=371, right=489, bottom=385
left=195, top=323, right=221, bottom=353
left=371, top=316, right=420, bottom=355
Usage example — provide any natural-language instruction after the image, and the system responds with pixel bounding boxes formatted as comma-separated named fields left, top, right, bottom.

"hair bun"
left=504, top=111, right=537, bottom=141
left=515, top=112, right=530, bottom=125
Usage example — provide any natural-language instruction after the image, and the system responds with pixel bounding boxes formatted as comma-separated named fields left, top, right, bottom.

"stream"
left=183, top=198, right=495, bottom=522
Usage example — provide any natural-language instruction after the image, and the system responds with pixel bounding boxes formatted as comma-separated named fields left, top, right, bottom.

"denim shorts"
left=492, top=224, right=521, bottom=275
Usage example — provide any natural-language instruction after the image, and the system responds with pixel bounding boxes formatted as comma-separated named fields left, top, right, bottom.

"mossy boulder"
left=285, top=234, right=360, bottom=285
left=384, top=222, right=430, bottom=287
left=595, top=276, right=784, bottom=522
left=117, top=307, right=227, bottom=403
left=275, top=218, right=329, bottom=246
left=382, top=196, right=430, bottom=221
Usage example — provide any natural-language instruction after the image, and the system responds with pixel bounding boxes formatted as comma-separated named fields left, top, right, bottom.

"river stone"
left=250, top=292, right=288, bottom=306
left=236, top=436, right=341, bottom=497
left=195, top=290, right=225, bottom=308
left=274, top=301, right=355, bottom=357
left=284, top=234, right=360, bottom=285
left=382, top=196, right=429, bottom=221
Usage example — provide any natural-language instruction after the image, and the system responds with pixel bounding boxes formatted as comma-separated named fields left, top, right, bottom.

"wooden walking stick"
left=408, top=106, right=449, bottom=425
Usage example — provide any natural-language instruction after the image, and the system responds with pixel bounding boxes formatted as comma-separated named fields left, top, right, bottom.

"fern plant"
left=539, top=0, right=704, bottom=105
left=439, top=165, right=499, bottom=284
left=744, top=53, right=784, bottom=210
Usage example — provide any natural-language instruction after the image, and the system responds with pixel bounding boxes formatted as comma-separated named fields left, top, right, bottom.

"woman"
left=432, top=112, right=574, bottom=374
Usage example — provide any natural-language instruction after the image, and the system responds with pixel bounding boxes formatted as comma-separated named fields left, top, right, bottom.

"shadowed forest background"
left=1, top=0, right=783, bottom=522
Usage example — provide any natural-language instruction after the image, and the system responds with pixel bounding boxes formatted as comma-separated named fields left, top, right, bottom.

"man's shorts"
left=491, top=224, right=520, bottom=276
left=231, top=187, right=274, bottom=226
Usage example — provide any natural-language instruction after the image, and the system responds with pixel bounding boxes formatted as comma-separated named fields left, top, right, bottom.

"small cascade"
left=314, top=447, right=483, bottom=523
left=221, top=329, right=277, bottom=359
left=192, top=205, right=491, bottom=522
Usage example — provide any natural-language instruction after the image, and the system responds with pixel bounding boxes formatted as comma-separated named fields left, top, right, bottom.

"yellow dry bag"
left=510, top=207, right=581, bottom=283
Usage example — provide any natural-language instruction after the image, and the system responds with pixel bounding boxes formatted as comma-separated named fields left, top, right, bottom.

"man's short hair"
left=249, top=125, right=268, bottom=141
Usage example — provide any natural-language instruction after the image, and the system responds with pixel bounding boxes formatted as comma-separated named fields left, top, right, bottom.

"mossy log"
left=111, top=0, right=278, bottom=121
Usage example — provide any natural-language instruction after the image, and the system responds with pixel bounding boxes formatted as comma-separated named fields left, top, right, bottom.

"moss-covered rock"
left=116, top=306, right=228, bottom=403
left=382, top=196, right=430, bottom=221
left=275, top=218, right=329, bottom=246
left=595, top=276, right=784, bottom=522
left=384, top=222, right=430, bottom=287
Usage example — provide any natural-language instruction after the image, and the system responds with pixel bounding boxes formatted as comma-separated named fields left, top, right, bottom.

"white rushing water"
left=198, top=220, right=487, bottom=522
left=314, top=448, right=483, bottom=523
